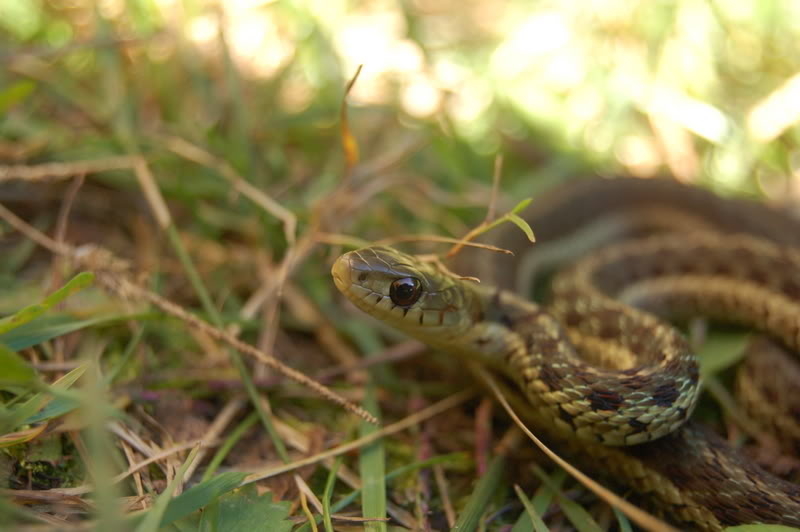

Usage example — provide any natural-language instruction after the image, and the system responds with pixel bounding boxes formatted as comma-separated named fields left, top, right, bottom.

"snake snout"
left=331, top=253, right=353, bottom=293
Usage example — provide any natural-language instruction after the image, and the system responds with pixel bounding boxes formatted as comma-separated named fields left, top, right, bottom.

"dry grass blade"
left=374, top=234, right=513, bottom=255
left=132, top=157, right=172, bottom=228
left=312, top=232, right=373, bottom=249
left=433, top=463, right=456, bottom=528
left=0, top=156, right=136, bottom=182
left=341, top=65, right=364, bottom=175
left=299, top=488, right=319, bottom=532
left=485, top=153, right=503, bottom=222
left=296, top=476, right=324, bottom=515
left=469, top=362, right=678, bottom=532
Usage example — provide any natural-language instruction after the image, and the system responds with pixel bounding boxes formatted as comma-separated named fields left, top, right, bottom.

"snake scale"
left=331, top=177, right=800, bottom=530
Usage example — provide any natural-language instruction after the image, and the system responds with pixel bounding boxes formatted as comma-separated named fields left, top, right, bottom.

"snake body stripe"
left=332, top=177, right=800, bottom=530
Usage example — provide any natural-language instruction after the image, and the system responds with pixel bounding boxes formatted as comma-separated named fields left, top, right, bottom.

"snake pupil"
left=390, top=277, right=422, bottom=307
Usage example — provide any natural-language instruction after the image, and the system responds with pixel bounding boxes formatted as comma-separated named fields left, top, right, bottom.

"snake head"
left=332, top=247, right=475, bottom=340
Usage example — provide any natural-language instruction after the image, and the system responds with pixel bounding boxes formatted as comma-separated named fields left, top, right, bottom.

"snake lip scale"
left=332, top=177, right=800, bottom=530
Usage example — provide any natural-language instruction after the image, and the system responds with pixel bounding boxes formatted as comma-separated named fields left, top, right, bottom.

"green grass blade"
left=104, top=325, right=146, bottom=385
left=359, top=384, right=387, bottom=532
left=614, top=507, right=633, bottom=532
left=0, top=344, right=37, bottom=388
left=696, top=331, right=751, bottom=377
left=510, top=198, right=533, bottom=215
left=512, top=470, right=568, bottom=532
left=0, top=314, right=134, bottom=351
left=11, top=362, right=89, bottom=427
left=451, top=455, right=506, bottom=531
left=0, top=80, right=36, bottom=113
left=322, top=457, right=342, bottom=532
left=532, top=466, right=602, bottom=532
left=513, top=484, right=550, bottom=532
left=507, top=213, right=536, bottom=242
left=532, top=470, right=566, bottom=515
left=200, top=412, right=258, bottom=482
left=0, top=272, right=93, bottom=335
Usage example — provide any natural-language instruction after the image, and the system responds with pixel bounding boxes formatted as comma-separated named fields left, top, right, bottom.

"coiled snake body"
left=331, top=177, right=800, bottom=530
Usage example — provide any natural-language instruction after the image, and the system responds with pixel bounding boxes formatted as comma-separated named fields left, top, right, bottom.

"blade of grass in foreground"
left=513, top=484, right=550, bottom=532
left=511, top=469, right=566, bottom=532
left=346, top=322, right=388, bottom=532
left=322, top=457, right=342, bottom=532
left=451, top=454, right=506, bottom=531
left=614, top=507, right=633, bottom=532
left=0, top=272, right=93, bottom=335
left=532, top=465, right=602, bottom=532
left=200, top=412, right=258, bottom=482
left=359, top=383, right=387, bottom=532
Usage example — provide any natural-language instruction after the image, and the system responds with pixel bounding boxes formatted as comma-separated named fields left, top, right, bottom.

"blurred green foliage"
left=2, top=1, right=800, bottom=205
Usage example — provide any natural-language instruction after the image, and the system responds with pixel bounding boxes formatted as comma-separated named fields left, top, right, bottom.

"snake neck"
left=472, top=282, right=702, bottom=445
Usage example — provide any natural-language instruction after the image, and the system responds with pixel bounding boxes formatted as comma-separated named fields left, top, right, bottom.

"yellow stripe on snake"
left=331, top=177, right=800, bottom=530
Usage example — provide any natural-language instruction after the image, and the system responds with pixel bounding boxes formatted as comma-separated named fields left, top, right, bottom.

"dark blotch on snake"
left=597, top=322, right=621, bottom=339
left=628, top=418, right=648, bottom=433
left=537, top=365, right=561, bottom=391
left=652, top=382, right=681, bottom=407
left=622, top=376, right=647, bottom=390
left=557, top=405, right=575, bottom=426
left=687, top=362, right=700, bottom=384
left=587, top=388, right=625, bottom=411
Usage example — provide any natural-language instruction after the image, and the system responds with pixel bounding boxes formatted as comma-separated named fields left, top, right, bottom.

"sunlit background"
left=3, top=0, right=800, bottom=202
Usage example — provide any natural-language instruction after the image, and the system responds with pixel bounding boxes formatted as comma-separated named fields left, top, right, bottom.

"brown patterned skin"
left=331, top=177, right=800, bottom=530
left=737, top=338, right=800, bottom=458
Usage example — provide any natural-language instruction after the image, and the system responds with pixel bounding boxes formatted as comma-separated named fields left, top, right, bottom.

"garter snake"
left=331, top=177, right=800, bottom=530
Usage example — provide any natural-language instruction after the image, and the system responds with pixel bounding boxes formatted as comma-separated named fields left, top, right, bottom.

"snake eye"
left=389, top=277, right=422, bottom=307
